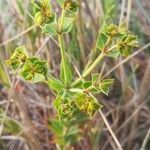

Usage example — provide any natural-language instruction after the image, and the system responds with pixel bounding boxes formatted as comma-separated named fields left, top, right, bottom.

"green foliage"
left=47, top=76, right=64, bottom=93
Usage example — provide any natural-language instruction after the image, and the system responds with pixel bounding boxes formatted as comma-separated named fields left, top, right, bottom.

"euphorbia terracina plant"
left=6, top=0, right=138, bottom=149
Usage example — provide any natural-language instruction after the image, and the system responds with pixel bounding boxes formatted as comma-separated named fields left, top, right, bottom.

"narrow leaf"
left=100, top=79, right=114, bottom=95
left=47, top=76, right=64, bottom=92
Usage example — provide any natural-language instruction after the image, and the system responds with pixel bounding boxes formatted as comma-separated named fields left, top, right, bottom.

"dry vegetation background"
left=0, top=0, right=150, bottom=150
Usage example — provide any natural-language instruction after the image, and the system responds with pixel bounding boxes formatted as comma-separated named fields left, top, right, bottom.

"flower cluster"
left=63, top=0, right=79, bottom=14
left=6, top=46, right=27, bottom=70
left=33, top=0, right=55, bottom=25
left=117, top=34, right=138, bottom=56
left=6, top=46, right=48, bottom=83
left=75, top=93, right=101, bottom=117
left=97, top=22, right=138, bottom=57
left=20, top=57, right=47, bottom=82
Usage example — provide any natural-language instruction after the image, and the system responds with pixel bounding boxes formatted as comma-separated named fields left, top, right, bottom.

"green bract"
left=63, top=0, right=79, bottom=14
left=20, top=57, right=47, bottom=83
left=105, top=23, right=118, bottom=37
left=99, top=79, right=114, bottom=95
left=117, top=34, right=138, bottom=56
left=57, top=0, right=79, bottom=14
left=97, top=32, right=108, bottom=50
left=32, top=0, right=56, bottom=25
left=6, top=46, right=27, bottom=71
left=75, top=93, right=102, bottom=117
left=96, top=23, right=138, bottom=58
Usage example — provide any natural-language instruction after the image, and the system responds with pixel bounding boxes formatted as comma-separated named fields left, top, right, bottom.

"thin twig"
left=126, top=0, right=132, bottom=28
left=119, top=0, right=126, bottom=24
left=0, top=25, right=36, bottom=47
left=35, top=37, right=50, bottom=57
left=99, top=110, right=123, bottom=150
left=140, top=128, right=150, bottom=150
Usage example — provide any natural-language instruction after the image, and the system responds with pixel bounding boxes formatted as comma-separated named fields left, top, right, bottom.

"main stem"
left=58, top=34, right=67, bottom=84
left=58, top=10, right=68, bottom=84
left=71, top=52, right=105, bottom=87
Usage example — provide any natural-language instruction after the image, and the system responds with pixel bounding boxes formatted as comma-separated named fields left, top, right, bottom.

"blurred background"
left=0, top=0, right=150, bottom=150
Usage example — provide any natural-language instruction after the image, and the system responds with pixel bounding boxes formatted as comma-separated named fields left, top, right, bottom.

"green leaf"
left=48, top=119, right=63, bottom=136
left=82, top=81, right=92, bottom=89
left=54, top=96, right=62, bottom=110
left=42, top=23, right=57, bottom=36
left=100, top=79, right=114, bottom=95
left=65, top=126, right=82, bottom=145
left=97, top=32, right=108, bottom=50
left=119, top=47, right=132, bottom=57
left=60, top=58, right=73, bottom=84
left=47, top=76, right=64, bottom=92
left=60, top=17, right=74, bottom=34
left=107, top=49, right=120, bottom=58
left=92, top=73, right=100, bottom=85
left=57, top=0, right=64, bottom=6
left=32, top=73, right=45, bottom=83
left=88, top=86, right=100, bottom=94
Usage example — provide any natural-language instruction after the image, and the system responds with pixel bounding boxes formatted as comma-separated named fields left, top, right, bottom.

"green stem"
left=71, top=52, right=105, bottom=87
left=58, top=9, right=68, bottom=84
left=60, top=10, right=65, bottom=32
left=58, top=34, right=67, bottom=84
